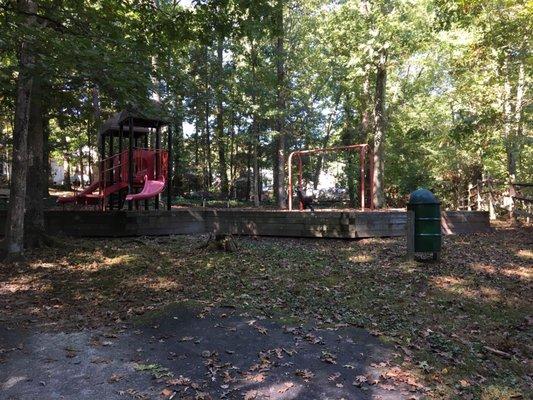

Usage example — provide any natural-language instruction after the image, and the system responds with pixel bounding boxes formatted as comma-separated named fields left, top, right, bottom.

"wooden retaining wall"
left=0, top=209, right=490, bottom=239
left=441, top=211, right=492, bottom=234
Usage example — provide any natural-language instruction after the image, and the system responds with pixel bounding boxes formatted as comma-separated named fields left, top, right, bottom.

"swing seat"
left=295, top=187, right=315, bottom=212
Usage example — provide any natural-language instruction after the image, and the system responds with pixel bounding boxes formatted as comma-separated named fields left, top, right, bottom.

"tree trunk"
left=205, top=100, right=212, bottom=189
left=360, top=69, right=372, bottom=142
left=514, top=58, right=525, bottom=161
left=252, top=118, right=260, bottom=206
left=246, top=140, right=252, bottom=200
left=372, top=48, right=387, bottom=208
left=64, top=151, right=71, bottom=188
left=215, top=35, right=228, bottom=196
left=502, top=54, right=517, bottom=220
left=274, top=0, right=286, bottom=208
left=204, top=46, right=212, bottom=189
left=4, top=0, right=35, bottom=259
left=229, top=110, right=235, bottom=196
left=78, top=144, right=84, bottom=186
left=43, top=113, right=50, bottom=196
left=173, top=103, right=184, bottom=195
left=313, top=97, right=339, bottom=189
left=25, top=77, right=46, bottom=247
left=250, top=41, right=260, bottom=206
left=342, top=94, right=357, bottom=206
left=90, top=85, right=101, bottom=183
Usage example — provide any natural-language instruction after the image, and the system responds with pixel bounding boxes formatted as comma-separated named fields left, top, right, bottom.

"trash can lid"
left=408, top=188, right=441, bottom=205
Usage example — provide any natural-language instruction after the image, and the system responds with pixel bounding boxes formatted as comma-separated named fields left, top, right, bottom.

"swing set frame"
left=287, top=144, right=374, bottom=211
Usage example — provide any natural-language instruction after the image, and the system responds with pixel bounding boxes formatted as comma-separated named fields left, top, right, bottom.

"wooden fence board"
left=0, top=209, right=490, bottom=238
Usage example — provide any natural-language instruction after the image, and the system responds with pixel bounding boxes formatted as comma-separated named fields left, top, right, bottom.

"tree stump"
left=200, top=233, right=238, bottom=252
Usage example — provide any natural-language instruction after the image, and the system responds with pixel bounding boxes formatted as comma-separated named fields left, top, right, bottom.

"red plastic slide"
left=57, top=181, right=101, bottom=204
left=125, top=176, right=166, bottom=202
left=57, top=181, right=128, bottom=205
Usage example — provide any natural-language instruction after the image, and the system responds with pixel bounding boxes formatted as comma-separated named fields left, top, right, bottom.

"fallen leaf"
left=278, top=382, right=294, bottom=393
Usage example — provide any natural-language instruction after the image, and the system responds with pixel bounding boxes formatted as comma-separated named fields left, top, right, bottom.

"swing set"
left=287, top=144, right=374, bottom=211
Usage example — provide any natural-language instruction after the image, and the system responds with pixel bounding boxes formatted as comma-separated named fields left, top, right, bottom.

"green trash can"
left=407, top=189, right=441, bottom=256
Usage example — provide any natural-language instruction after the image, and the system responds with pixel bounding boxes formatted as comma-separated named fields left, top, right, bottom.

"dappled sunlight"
left=471, top=263, right=497, bottom=275
left=516, top=249, right=532, bottom=261
left=1, top=376, right=27, bottom=390
left=348, top=254, right=374, bottom=263
left=431, top=275, right=503, bottom=302
left=242, top=381, right=302, bottom=399
left=1, top=226, right=531, bottom=397
left=102, top=254, right=137, bottom=268
left=499, top=266, right=532, bottom=280
left=471, top=262, right=532, bottom=281
left=0, top=274, right=52, bottom=295
left=127, top=275, right=184, bottom=292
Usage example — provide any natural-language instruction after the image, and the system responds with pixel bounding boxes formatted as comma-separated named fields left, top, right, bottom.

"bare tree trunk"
left=25, top=77, right=46, bottom=247
left=4, top=0, right=35, bottom=259
left=43, top=111, right=50, bottom=196
left=90, top=85, right=101, bottom=183
left=313, top=97, right=339, bottom=189
left=194, top=117, right=200, bottom=166
left=503, top=54, right=517, bottom=220
left=229, top=111, right=235, bottom=196
left=274, top=0, right=286, bottom=208
left=514, top=59, right=526, bottom=159
left=250, top=41, right=260, bottom=207
left=205, top=100, right=212, bottom=189
left=252, top=119, right=260, bottom=206
left=342, top=94, right=357, bottom=207
left=204, top=46, right=212, bottom=189
left=215, top=34, right=228, bottom=196
left=360, top=69, right=372, bottom=142
left=246, top=140, right=252, bottom=200
left=372, top=48, right=387, bottom=208
left=64, top=151, right=71, bottom=188
left=173, top=100, right=184, bottom=195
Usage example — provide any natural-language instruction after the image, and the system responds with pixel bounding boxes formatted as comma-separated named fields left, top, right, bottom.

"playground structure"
left=48, top=105, right=493, bottom=241
left=288, top=144, right=374, bottom=211
left=58, top=107, right=172, bottom=211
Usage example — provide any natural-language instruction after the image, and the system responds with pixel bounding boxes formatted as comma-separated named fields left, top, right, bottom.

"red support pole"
left=287, top=144, right=374, bottom=211
left=359, top=146, right=365, bottom=210
left=288, top=152, right=293, bottom=210
left=369, top=146, right=375, bottom=210
left=298, top=154, right=303, bottom=211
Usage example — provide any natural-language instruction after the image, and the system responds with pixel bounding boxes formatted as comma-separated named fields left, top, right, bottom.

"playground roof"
left=100, top=101, right=169, bottom=137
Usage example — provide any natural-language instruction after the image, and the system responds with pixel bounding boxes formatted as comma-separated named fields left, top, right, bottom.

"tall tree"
left=3, top=0, right=36, bottom=259
left=273, top=0, right=286, bottom=208
left=215, top=33, right=229, bottom=196
left=372, top=47, right=388, bottom=208
left=25, top=76, right=46, bottom=247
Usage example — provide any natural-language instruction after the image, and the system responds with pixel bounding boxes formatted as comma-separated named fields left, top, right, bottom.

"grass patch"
left=1, top=224, right=531, bottom=398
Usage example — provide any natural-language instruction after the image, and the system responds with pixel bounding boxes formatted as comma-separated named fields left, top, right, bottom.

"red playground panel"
left=57, top=148, right=168, bottom=209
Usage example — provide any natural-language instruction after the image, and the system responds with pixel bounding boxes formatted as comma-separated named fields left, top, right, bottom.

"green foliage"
left=0, top=0, right=530, bottom=206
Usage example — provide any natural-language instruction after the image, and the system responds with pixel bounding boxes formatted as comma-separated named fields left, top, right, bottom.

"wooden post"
left=119, top=123, right=123, bottom=154
left=167, top=126, right=172, bottom=211
left=476, top=179, right=482, bottom=210
left=406, top=210, right=415, bottom=260
left=467, top=183, right=473, bottom=211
